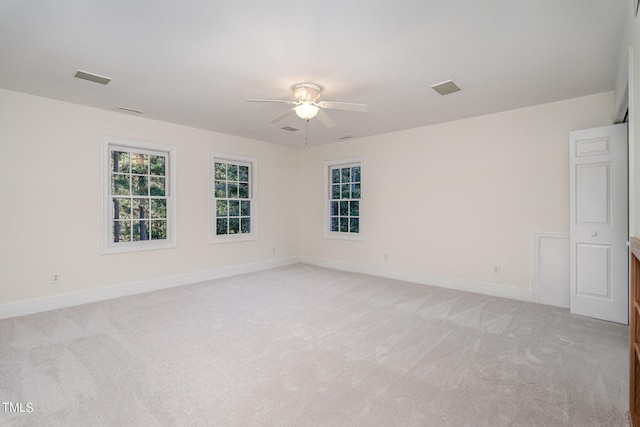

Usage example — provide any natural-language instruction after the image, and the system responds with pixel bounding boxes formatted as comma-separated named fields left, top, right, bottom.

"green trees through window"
left=110, top=150, right=168, bottom=242
left=213, top=159, right=252, bottom=237
left=329, top=163, right=361, bottom=234
left=102, top=137, right=175, bottom=254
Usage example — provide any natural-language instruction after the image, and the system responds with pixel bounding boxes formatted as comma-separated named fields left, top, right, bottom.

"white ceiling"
left=0, top=1, right=629, bottom=146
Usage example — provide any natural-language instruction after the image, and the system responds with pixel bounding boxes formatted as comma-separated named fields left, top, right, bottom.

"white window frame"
left=210, top=153, right=258, bottom=243
left=324, top=157, right=364, bottom=241
left=101, top=136, right=177, bottom=254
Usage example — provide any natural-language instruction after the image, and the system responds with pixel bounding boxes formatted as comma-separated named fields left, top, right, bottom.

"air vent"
left=281, top=126, right=299, bottom=132
left=117, top=106, right=144, bottom=114
left=430, top=79, right=461, bottom=96
left=339, top=135, right=354, bottom=140
left=74, top=70, right=112, bottom=85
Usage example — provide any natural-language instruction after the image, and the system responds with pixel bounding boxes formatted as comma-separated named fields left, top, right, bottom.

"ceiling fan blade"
left=247, top=99, right=297, bottom=105
left=317, top=101, right=368, bottom=112
left=316, top=109, right=336, bottom=128
left=269, top=108, right=296, bottom=124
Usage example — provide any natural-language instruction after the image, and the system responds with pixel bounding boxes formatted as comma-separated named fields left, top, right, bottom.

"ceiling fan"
left=247, top=82, right=368, bottom=128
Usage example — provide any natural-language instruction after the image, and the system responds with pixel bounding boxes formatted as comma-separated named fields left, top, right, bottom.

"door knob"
left=591, top=231, right=598, bottom=237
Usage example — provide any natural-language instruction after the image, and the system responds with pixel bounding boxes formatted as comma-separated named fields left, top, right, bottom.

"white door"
left=569, top=123, right=628, bottom=324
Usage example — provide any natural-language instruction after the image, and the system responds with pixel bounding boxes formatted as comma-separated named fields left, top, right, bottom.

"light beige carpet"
left=0, top=264, right=629, bottom=426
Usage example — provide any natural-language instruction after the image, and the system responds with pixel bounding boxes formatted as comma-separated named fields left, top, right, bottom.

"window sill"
left=101, top=240, right=177, bottom=255
left=210, top=234, right=258, bottom=244
left=323, top=232, right=365, bottom=242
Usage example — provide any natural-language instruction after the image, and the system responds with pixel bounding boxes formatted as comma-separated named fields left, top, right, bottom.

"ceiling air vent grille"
left=74, top=70, right=112, bottom=85
left=430, top=79, right=461, bottom=96
left=117, top=106, right=144, bottom=114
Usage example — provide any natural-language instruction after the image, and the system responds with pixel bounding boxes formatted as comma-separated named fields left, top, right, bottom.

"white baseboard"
left=0, top=256, right=534, bottom=320
left=0, top=257, right=300, bottom=320
left=299, top=256, right=533, bottom=302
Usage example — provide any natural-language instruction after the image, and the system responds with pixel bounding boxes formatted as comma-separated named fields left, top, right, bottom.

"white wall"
left=0, top=87, right=617, bottom=310
left=0, top=88, right=300, bottom=305
left=298, top=93, right=614, bottom=294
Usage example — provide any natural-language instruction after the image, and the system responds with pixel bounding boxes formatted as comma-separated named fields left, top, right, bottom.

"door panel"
left=575, top=243, right=611, bottom=298
left=575, top=136, right=611, bottom=157
left=576, top=163, right=610, bottom=224
left=569, top=123, right=627, bottom=324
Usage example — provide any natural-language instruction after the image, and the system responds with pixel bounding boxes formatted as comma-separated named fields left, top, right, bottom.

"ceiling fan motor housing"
left=292, top=83, right=323, bottom=102
left=247, top=82, right=366, bottom=130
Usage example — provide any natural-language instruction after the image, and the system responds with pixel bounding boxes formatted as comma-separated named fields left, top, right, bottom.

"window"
left=101, top=137, right=176, bottom=254
left=325, top=158, right=363, bottom=240
left=210, top=153, right=257, bottom=242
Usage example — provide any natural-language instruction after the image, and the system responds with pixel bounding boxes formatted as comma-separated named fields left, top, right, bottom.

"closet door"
left=569, top=123, right=628, bottom=324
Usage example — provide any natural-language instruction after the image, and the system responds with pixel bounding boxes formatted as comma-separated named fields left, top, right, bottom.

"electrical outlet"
left=51, top=273, right=61, bottom=284
left=492, top=265, right=501, bottom=275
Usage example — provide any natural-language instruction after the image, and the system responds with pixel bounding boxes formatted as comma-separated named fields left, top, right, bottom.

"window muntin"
left=102, top=137, right=176, bottom=254
left=325, top=159, right=363, bottom=240
left=330, top=164, right=361, bottom=233
left=111, top=149, right=168, bottom=242
left=210, top=154, right=257, bottom=242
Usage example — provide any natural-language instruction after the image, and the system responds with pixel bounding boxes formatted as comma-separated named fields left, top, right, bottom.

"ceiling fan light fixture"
left=292, top=82, right=323, bottom=102
left=294, top=102, right=319, bottom=120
